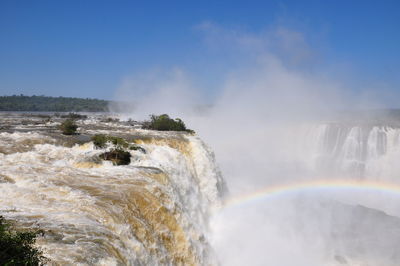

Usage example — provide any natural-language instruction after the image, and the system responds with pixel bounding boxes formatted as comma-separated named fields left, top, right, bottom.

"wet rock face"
left=99, top=149, right=131, bottom=165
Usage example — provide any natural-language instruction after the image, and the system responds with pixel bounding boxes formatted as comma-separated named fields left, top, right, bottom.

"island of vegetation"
left=0, top=95, right=110, bottom=112
left=91, top=134, right=146, bottom=165
left=143, top=114, right=195, bottom=133
left=59, top=119, right=79, bottom=135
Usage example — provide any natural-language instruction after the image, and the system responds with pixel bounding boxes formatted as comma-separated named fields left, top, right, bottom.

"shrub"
left=59, top=119, right=78, bottom=135
left=91, top=135, right=129, bottom=149
left=60, top=113, right=87, bottom=119
left=99, top=149, right=131, bottom=165
left=110, top=136, right=129, bottom=149
left=0, top=216, right=47, bottom=265
left=129, top=144, right=146, bottom=153
left=106, top=117, right=119, bottom=122
left=91, top=134, right=108, bottom=148
left=142, top=114, right=194, bottom=133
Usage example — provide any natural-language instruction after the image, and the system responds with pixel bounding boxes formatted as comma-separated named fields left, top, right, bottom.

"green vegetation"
left=142, top=114, right=194, bottom=133
left=59, top=113, right=87, bottom=119
left=59, top=119, right=78, bottom=135
left=92, top=135, right=143, bottom=165
left=129, top=145, right=146, bottom=153
left=0, top=95, right=109, bottom=112
left=91, top=134, right=108, bottom=148
left=99, top=149, right=131, bottom=165
left=102, top=117, right=120, bottom=123
left=0, top=216, right=47, bottom=265
left=91, top=134, right=146, bottom=153
left=91, top=135, right=128, bottom=149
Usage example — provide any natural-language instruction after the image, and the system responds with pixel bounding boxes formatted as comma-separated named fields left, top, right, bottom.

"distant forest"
left=0, top=95, right=110, bottom=112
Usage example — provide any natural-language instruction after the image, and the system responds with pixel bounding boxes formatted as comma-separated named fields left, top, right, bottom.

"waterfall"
left=302, top=123, right=400, bottom=180
left=4, top=112, right=400, bottom=266
left=0, top=128, right=224, bottom=265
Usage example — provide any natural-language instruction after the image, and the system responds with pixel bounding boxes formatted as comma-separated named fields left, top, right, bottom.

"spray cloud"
left=112, top=22, right=400, bottom=265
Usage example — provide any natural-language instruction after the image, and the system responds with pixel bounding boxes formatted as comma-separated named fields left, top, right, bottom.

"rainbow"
left=223, top=179, right=400, bottom=209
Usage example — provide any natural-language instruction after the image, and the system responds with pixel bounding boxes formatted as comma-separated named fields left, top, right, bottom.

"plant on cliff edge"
left=91, top=135, right=129, bottom=149
left=0, top=216, right=47, bottom=265
left=142, top=114, right=194, bottom=133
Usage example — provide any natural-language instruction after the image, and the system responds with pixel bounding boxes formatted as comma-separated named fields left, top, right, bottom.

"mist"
left=112, top=23, right=400, bottom=265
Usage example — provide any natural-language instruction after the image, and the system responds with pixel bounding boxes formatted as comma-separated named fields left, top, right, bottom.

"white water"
left=0, top=128, right=224, bottom=265
left=206, top=121, right=400, bottom=266
left=3, top=114, right=400, bottom=266
left=301, top=123, right=400, bottom=181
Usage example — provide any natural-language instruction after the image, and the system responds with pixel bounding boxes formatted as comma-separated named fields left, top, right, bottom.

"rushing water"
left=0, top=113, right=224, bottom=265
left=207, top=119, right=400, bottom=266
left=301, top=123, right=400, bottom=180
left=2, top=113, right=400, bottom=266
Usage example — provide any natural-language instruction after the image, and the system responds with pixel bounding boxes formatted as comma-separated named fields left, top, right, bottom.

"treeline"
left=0, top=95, right=110, bottom=112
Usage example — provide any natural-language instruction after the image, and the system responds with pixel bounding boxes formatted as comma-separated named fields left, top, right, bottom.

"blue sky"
left=0, top=0, right=399, bottom=102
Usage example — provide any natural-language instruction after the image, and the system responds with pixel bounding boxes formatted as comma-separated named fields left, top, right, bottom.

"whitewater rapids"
left=3, top=112, right=400, bottom=266
left=0, top=113, right=224, bottom=265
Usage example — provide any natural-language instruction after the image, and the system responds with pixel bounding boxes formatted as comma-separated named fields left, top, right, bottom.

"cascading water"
left=295, top=122, right=400, bottom=265
left=0, top=113, right=224, bottom=265
left=303, top=123, right=400, bottom=180
left=207, top=117, right=400, bottom=266
left=3, top=112, right=400, bottom=266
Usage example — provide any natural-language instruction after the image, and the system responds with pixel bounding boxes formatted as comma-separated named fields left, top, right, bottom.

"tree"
left=0, top=95, right=110, bottom=112
left=0, top=216, right=47, bottom=265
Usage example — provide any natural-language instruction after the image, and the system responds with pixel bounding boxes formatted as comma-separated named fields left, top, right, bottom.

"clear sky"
left=0, top=0, right=399, bottom=102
